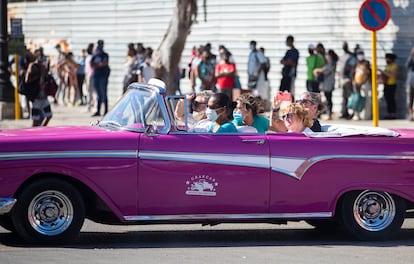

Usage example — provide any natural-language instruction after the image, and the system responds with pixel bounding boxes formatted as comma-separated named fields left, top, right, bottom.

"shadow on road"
left=2, top=227, right=414, bottom=248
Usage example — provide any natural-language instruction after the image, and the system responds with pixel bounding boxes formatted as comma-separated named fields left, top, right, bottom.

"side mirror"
left=144, top=124, right=158, bottom=136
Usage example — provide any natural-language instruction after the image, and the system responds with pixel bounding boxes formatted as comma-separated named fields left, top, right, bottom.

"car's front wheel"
left=11, top=178, right=85, bottom=244
left=339, top=190, right=405, bottom=240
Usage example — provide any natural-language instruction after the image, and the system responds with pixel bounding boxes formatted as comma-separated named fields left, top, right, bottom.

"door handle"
left=242, top=139, right=265, bottom=145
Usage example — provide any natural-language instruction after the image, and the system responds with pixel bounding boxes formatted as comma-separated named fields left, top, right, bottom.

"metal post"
left=371, top=30, right=379, bottom=127
left=14, top=54, right=20, bottom=120
left=0, top=0, right=14, bottom=103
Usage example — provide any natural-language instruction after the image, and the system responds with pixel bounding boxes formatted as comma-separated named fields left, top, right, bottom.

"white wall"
left=8, top=0, right=414, bottom=117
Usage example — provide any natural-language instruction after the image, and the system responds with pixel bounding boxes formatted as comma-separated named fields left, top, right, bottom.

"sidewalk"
left=1, top=102, right=413, bottom=130
left=0, top=103, right=99, bottom=129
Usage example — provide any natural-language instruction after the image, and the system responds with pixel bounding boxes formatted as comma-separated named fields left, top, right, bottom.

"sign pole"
left=14, top=54, right=20, bottom=120
left=359, top=0, right=391, bottom=127
left=371, top=30, right=379, bottom=127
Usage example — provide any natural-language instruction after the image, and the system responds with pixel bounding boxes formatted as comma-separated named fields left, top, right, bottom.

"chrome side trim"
left=0, top=150, right=138, bottom=161
left=139, top=150, right=269, bottom=169
left=0, top=198, right=17, bottom=215
left=279, top=154, right=414, bottom=180
left=124, top=212, right=333, bottom=221
left=271, top=156, right=308, bottom=179
left=140, top=151, right=414, bottom=181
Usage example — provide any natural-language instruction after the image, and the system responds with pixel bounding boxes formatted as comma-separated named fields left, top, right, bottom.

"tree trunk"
left=153, top=0, right=198, bottom=95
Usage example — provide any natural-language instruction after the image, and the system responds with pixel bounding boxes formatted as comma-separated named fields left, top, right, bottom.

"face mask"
left=250, top=44, right=255, bottom=51
left=192, top=110, right=205, bottom=121
left=233, top=111, right=243, bottom=120
left=357, top=54, right=365, bottom=61
left=206, top=107, right=220, bottom=122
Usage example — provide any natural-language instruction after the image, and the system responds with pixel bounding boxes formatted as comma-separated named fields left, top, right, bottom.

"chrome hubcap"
left=28, top=190, right=74, bottom=236
left=353, top=190, right=395, bottom=232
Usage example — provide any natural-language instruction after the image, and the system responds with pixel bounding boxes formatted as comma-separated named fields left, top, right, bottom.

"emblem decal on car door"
left=185, top=175, right=218, bottom=196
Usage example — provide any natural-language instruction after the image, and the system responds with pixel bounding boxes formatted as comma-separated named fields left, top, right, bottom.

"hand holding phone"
left=276, top=91, right=292, bottom=101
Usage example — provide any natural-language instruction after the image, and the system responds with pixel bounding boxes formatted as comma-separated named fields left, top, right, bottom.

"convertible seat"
left=304, top=124, right=400, bottom=138
left=236, top=126, right=258, bottom=133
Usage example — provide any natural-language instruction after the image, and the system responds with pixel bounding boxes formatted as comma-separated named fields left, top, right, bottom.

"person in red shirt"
left=215, top=51, right=236, bottom=101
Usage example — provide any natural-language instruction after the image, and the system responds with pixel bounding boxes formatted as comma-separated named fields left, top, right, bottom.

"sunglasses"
left=282, top=113, right=295, bottom=120
left=192, top=101, right=206, bottom=108
left=296, top=99, right=314, bottom=105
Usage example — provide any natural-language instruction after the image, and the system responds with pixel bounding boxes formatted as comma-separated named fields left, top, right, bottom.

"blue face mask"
left=233, top=111, right=243, bottom=120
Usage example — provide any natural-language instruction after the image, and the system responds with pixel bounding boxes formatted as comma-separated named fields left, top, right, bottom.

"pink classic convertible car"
left=1, top=80, right=414, bottom=244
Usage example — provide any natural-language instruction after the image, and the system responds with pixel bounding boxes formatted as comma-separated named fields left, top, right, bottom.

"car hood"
left=0, top=126, right=140, bottom=152
left=0, top=125, right=112, bottom=139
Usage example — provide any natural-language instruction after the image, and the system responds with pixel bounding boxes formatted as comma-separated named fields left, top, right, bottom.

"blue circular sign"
left=359, top=0, right=391, bottom=31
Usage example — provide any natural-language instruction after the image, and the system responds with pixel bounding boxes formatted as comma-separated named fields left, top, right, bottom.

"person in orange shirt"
left=379, top=53, right=398, bottom=119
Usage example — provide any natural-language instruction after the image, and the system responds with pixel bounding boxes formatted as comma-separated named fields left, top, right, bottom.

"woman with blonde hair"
left=282, top=103, right=314, bottom=133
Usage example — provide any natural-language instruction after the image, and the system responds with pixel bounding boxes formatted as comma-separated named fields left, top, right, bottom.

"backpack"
left=45, top=74, right=58, bottom=97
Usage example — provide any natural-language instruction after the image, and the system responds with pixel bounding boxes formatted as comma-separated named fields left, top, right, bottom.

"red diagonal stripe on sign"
left=366, top=2, right=384, bottom=25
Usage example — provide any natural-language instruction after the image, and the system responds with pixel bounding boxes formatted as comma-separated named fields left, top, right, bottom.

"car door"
left=267, top=133, right=338, bottom=217
left=137, top=133, right=270, bottom=216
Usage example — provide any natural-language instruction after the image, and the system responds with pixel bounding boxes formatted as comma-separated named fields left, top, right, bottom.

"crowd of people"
left=12, top=36, right=414, bottom=127
left=173, top=36, right=414, bottom=135
left=12, top=39, right=112, bottom=126
left=54, top=39, right=110, bottom=117
left=186, top=37, right=414, bottom=123
left=283, top=37, right=409, bottom=121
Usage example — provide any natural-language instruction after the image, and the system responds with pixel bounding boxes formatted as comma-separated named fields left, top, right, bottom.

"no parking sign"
left=359, top=0, right=391, bottom=31
left=359, top=0, right=391, bottom=127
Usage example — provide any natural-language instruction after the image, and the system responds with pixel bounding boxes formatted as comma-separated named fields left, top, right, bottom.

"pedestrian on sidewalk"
left=379, top=53, right=398, bottom=119
left=91, top=40, right=110, bottom=117
left=27, top=48, right=53, bottom=127
left=279, top=35, right=299, bottom=96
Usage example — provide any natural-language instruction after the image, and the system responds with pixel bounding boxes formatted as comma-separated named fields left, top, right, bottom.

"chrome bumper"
left=0, top=198, right=16, bottom=215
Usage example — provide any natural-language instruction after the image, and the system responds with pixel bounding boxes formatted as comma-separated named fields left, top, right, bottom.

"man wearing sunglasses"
left=175, top=91, right=214, bottom=132
left=296, top=92, right=323, bottom=132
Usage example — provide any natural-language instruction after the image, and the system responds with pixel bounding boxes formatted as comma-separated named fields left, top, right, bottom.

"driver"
left=175, top=90, right=214, bottom=132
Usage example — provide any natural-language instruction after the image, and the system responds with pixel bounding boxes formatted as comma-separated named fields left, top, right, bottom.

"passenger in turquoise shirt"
left=206, top=93, right=238, bottom=133
left=233, top=93, right=270, bottom=134
left=209, top=121, right=238, bottom=133
left=233, top=115, right=269, bottom=134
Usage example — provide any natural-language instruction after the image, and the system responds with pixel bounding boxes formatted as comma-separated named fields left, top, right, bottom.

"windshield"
left=101, top=88, right=166, bottom=131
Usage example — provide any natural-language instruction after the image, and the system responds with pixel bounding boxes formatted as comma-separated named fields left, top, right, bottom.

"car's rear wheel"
left=11, top=178, right=85, bottom=244
left=339, top=190, right=405, bottom=240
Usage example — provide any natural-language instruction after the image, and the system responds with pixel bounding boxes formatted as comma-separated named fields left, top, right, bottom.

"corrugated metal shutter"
left=8, top=0, right=414, bottom=117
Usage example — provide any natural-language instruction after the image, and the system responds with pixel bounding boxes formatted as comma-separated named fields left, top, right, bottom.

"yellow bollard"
left=14, top=53, right=21, bottom=120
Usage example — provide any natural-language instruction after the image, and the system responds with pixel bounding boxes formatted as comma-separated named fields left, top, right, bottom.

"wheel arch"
left=332, top=187, right=409, bottom=218
left=13, top=173, right=122, bottom=224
